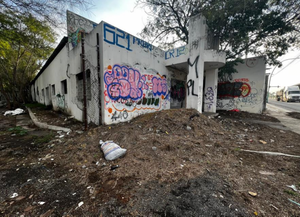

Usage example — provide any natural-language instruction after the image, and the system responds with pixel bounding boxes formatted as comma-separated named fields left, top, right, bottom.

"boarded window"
left=52, top=84, right=55, bottom=95
left=61, top=80, right=67, bottom=94
left=76, top=69, right=91, bottom=101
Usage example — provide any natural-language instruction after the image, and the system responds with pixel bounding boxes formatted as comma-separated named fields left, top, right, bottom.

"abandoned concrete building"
left=31, top=11, right=267, bottom=125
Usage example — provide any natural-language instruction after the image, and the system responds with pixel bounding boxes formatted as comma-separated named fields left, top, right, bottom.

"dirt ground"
left=0, top=106, right=300, bottom=217
left=287, top=112, right=300, bottom=120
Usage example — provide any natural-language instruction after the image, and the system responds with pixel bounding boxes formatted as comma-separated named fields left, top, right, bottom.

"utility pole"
left=81, top=32, right=88, bottom=131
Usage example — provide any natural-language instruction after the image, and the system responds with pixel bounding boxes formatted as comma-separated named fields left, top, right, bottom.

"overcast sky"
left=79, top=0, right=145, bottom=38
left=72, top=1, right=300, bottom=91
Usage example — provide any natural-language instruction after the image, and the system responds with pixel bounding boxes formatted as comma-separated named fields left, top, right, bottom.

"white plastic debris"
left=100, top=140, right=127, bottom=161
left=38, top=201, right=45, bottom=205
left=78, top=201, right=84, bottom=207
left=4, top=108, right=24, bottom=116
left=10, top=193, right=18, bottom=198
left=287, top=185, right=298, bottom=192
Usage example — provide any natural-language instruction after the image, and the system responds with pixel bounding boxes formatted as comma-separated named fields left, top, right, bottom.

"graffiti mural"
left=170, top=79, right=186, bottom=108
left=103, top=23, right=156, bottom=53
left=217, top=82, right=251, bottom=99
left=104, top=64, right=169, bottom=124
left=217, top=78, right=264, bottom=111
left=204, top=86, right=215, bottom=110
left=104, top=64, right=149, bottom=101
left=67, top=10, right=97, bottom=48
left=165, top=45, right=188, bottom=60
left=53, top=93, right=67, bottom=111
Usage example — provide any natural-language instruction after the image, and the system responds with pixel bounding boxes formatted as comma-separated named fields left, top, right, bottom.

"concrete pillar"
left=204, top=69, right=218, bottom=112
left=186, top=15, right=206, bottom=113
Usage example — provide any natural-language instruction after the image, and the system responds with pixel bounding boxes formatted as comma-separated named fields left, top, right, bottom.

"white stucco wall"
left=217, top=56, right=266, bottom=113
left=31, top=26, right=103, bottom=125
left=100, top=22, right=171, bottom=125
left=186, top=15, right=206, bottom=112
left=32, top=45, right=71, bottom=113
left=204, top=69, right=218, bottom=112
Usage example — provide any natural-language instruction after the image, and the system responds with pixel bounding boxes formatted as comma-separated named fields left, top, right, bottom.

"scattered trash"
left=24, top=206, right=35, bottom=212
left=148, top=128, right=153, bottom=131
left=96, top=161, right=100, bottom=166
left=59, top=135, right=64, bottom=138
left=15, top=196, right=26, bottom=201
left=186, top=126, right=192, bottom=130
left=41, top=153, right=54, bottom=161
left=270, top=139, right=275, bottom=143
left=189, top=113, right=200, bottom=120
left=286, top=185, right=298, bottom=192
left=230, top=109, right=240, bottom=112
left=248, top=191, right=257, bottom=197
left=111, top=165, right=119, bottom=170
left=270, top=204, right=278, bottom=210
left=254, top=211, right=258, bottom=216
left=40, top=209, right=54, bottom=217
left=259, top=140, right=267, bottom=145
left=165, top=131, right=169, bottom=134
left=38, top=201, right=45, bottom=205
left=4, top=108, right=25, bottom=116
left=259, top=171, right=275, bottom=176
left=10, top=193, right=18, bottom=198
left=100, top=140, right=127, bottom=161
left=152, top=146, right=157, bottom=151
left=288, top=198, right=300, bottom=207
left=77, top=201, right=84, bottom=208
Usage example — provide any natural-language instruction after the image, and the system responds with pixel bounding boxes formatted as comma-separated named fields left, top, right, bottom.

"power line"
left=272, top=53, right=300, bottom=76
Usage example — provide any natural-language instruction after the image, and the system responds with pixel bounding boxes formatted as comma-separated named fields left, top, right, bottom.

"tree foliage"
left=138, top=0, right=300, bottom=66
left=0, top=0, right=93, bottom=27
left=0, top=10, right=55, bottom=108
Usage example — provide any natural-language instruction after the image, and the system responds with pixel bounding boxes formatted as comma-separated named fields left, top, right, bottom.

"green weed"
left=34, top=133, right=54, bottom=144
left=25, top=103, right=46, bottom=109
left=8, top=126, right=27, bottom=136
left=284, top=190, right=297, bottom=196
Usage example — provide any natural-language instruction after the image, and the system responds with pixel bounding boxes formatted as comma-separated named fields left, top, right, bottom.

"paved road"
left=268, top=98, right=300, bottom=112
left=266, top=102, right=300, bottom=135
